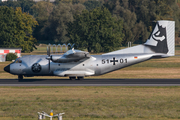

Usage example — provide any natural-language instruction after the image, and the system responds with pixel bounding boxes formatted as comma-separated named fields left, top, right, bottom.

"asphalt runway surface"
left=0, top=79, right=180, bottom=86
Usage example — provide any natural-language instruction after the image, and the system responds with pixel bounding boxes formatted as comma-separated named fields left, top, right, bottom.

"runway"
left=0, top=79, right=180, bottom=86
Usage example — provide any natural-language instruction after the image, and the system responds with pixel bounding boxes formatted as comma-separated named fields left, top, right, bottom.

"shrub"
left=6, top=53, right=17, bottom=61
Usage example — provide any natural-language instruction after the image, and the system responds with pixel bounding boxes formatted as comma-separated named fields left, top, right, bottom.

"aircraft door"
left=94, top=56, right=101, bottom=75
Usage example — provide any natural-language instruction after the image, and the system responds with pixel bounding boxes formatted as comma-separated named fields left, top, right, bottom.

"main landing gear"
left=69, top=76, right=84, bottom=80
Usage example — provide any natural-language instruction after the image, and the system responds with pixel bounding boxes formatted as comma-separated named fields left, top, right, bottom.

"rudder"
left=144, top=20, right=175, bottom=56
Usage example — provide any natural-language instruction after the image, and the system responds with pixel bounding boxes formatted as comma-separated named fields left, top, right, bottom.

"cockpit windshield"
left=14, top=58, right=22, bottom=63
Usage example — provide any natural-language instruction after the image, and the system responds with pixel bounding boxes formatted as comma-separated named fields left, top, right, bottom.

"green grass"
left=1, top=86, right=180, bottom=120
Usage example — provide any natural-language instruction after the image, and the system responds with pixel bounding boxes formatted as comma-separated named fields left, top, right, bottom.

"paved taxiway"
left=0, top=79, right=180, bottom=86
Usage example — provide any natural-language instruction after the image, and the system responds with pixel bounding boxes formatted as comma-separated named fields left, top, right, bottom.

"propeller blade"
left=71, top=43, right=75, bottom=49
left=47, top=46, right=51, bottom=72
left=47, top=46, right=50, bottom=56
left=48, top=58, right=50, bottom=72
left=36, top=58, right=42, bottom=63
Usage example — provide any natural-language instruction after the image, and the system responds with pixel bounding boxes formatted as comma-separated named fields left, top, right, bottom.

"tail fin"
left=103, top=20, right=175, bottom=56
left=144, top=20, right=175, bottom=56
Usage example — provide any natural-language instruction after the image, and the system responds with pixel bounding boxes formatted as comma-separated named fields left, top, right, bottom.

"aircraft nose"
left=4, top=65, right=10, bottom=73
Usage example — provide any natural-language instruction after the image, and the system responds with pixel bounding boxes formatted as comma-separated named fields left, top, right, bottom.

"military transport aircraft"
left=4, top=20, right=175, bottom=80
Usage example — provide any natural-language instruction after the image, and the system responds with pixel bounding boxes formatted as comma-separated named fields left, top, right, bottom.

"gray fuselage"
left=6, top=53, right=154, bottom=77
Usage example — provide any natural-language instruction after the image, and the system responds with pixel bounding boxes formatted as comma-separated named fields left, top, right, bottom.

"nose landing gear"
left=18, top=75, right=23, bottom=80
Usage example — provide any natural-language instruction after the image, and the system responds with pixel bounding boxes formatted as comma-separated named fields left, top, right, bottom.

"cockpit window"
left=15, top=58, right=22, bottom=63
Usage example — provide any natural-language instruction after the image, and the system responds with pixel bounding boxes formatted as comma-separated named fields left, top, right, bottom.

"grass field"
left=1, top=86, right=180, bottom=120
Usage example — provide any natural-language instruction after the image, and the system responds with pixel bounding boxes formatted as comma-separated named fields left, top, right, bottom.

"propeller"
left=46, top=46, right=51, bottom=72
left=71, top=43, right=75, bottom=49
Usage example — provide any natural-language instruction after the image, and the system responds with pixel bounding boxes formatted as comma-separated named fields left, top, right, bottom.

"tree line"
left=0, top=0, right=180, bottom=52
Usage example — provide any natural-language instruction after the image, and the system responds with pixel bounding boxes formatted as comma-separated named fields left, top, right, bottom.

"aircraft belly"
left=53, top=70, right=94, bottom=76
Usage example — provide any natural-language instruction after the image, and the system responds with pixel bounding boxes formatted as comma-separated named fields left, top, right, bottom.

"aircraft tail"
left=103, top=20, right=175, bottom=56
left=144, top=20, right=175, bottom=56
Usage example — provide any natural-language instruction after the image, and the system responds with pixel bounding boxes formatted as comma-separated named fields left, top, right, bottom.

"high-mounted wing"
left=48, top=48, right=91, bottom=63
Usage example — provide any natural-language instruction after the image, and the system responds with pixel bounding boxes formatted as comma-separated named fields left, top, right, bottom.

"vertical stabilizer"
left=144, top=20, right=175, bottom=56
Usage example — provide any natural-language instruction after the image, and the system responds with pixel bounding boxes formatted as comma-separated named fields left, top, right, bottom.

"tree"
left=18, top=0, right=35, bottom=14
left=55, top=0, right=87, bottom=4
left=105, top=0, right=178, bottom=45
left=0, top=6, right=38, bottom=52
left=31, top=1, right=54, bottom=42
left=67, top=7, right=124, bottom=53
left=6, top=53, right=17, bottom=61
left=113, top=0, right=148, bottom=44
left=41, top=2, right=85, bottom=43
left=0, top=0, right=35, bottom=14
left=83, top=0, right=103, bottom=10
left=0, top=1, right=20, bottom=9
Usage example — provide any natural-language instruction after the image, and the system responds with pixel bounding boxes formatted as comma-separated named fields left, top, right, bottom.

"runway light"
left=50, top=110, right=53, bottom=116
left=38, top=110, right=65, bottom=120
